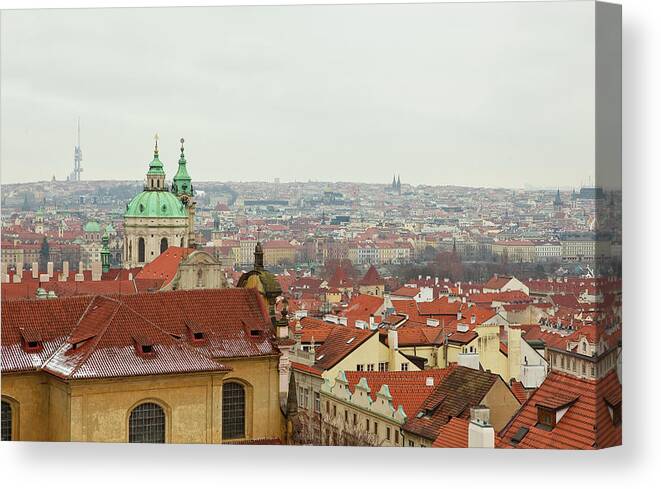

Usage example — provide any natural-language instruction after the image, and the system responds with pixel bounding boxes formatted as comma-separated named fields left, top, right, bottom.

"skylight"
left=346, top=337, right=356, bottom=344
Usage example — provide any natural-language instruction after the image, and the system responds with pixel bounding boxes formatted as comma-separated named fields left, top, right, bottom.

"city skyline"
left=1, top=3, right=597, bottom=187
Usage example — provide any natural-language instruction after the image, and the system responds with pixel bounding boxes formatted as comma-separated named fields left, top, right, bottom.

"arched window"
left=128, top=241, right=132, bottom=261
left=1, top=400, right=13, bottom=441
left=222, top=382, right=245, bottom=440
left=160, top=237, right=168, bottom=254
left=138, top=237, right=145, bottom=263
left=129, top=402, right=165, bottom=443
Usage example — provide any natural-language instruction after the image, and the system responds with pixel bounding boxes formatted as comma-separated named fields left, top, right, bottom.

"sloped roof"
left=391, top=324, right=445, bottom=347
left=135, top=246, right=193, bottom=284
left=345, top=368, right=452, bottom=419
left=432, top=417, right=469, bottom=448
left=499, top=370, right=621, bottom=449
left=1, top=288, right=279, bottom=377
left=403, top=366, right=503, bottom=441
left=313, top=326, right=374, bottom=371
left=484, top=275, right=513, bottom=290
left=43, top=296, right=228, bottom=380
left=391, top=286, right=420, bottom=298
left=359, top=265, right=383, bottom=286
left=341, top=294, right=384, bottom=326
left=291, top=316, right=336, bottom=344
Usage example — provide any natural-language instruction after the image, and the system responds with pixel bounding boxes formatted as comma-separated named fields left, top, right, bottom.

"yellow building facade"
left=1, top=289, right=287, bottom=444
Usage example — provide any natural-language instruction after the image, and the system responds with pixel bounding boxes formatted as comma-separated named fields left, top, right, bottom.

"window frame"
left=127, top=400, right=167, bottom=444
left=1, top=397, right=19, bottom=442
left=222, top=381, right=247, bottom=441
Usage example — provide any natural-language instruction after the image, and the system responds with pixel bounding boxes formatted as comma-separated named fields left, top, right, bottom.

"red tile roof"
left=432, top=417, right=469, bottom=448
left=344, top=369, right=452, bottom=419
left=510, top=381, right=531, bottom=404
left=359, top=265, right=383, bottom=286
left=2, top=288, right=279, bottom=378
left=291, top=361, right=323, bottom=377
left=484, top=275, right=513, bottom=290
left=499, top=370, right=622, bottom=449
left=391, top=286, right=420, bottom=298
left=135, top=246, right=193, bottom=284
left=313, top=326, right=374, bottom=371
left=403, top=366, right=503, bottom=441
left=292, top=316, right=336, bottom=344
left=391, top=324, right=445, bottom=347
left=341, top=294, right=383, bottom=326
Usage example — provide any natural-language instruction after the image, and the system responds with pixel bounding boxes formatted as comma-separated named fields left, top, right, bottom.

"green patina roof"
left=147, top=154, right=166, bottom=176
left=84, top=221, right=101, bottom=233
left=101, top=232, right=110, bottom=250
left=105, top=223, right=115, bottom=234
left=124, top=190, right=187, bottom=218
left=172, top=139, right=193, bottom=196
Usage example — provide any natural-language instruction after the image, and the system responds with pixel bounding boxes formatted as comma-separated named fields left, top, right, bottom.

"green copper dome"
left=124, top=191, right=186, bottom=218
left=84, top=221, right=101, bottom=233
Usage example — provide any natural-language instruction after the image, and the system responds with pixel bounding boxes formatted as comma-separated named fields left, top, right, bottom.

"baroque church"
left=123, top=136, right=196, bottom=268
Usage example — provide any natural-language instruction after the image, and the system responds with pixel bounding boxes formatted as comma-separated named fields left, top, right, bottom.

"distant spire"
left=154, top=133, right=159, bottom=157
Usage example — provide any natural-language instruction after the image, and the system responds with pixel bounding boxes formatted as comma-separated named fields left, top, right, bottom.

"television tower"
left=70, top=118, right=83, bottom=181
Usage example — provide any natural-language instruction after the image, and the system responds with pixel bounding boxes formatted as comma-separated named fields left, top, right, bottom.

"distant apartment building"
left=492, top=240, right=536, bottom=263
left=347, top=241, right=412, bottom=266
left=534, top=241, right=562, bottom=261
left=239, top=238, right=257, bottom=266
left=559, top=232, right=611, bottom=262
left=263, top=240, right=297, bottom=267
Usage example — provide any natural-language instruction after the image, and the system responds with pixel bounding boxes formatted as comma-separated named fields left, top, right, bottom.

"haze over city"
left=1, top=3, right=596, bottom=187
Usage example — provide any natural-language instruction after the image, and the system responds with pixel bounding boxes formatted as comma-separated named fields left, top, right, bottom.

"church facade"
left=123, top=137, right=196, bottom=268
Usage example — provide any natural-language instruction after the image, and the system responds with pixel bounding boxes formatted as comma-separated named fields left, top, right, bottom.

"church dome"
left=125, top=190, right=187, bottom=218
left=84, top=221, right=101, bottom=233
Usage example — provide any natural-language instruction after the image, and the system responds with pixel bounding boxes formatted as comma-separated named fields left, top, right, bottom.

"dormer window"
left=605, top=392, right=622, bottom=426
left=536, top=406, right=556, bottom=430
left=535, top=394, right=578, bottom=430
left=20, top=327, right=43, bottom=353
left=133, top=336, right=156, bottom=357
left=186, top=321, right=208, bottom=345
left=250, top=329, right=261, bottom=338
left=23, top=339, right=43, bottom=353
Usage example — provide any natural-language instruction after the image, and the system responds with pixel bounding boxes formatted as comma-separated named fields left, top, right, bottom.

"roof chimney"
left=468, top=405, right=494, bottom=448
left=388, top=329, right=398, bottom=371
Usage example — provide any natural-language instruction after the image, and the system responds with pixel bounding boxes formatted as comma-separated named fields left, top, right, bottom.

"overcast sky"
left=1, top=2, right=596, bottom=187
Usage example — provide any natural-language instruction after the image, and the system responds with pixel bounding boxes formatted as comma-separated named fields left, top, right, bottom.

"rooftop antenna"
left=70, top=118, right=83, bottom=181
